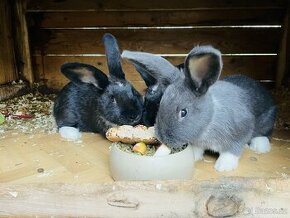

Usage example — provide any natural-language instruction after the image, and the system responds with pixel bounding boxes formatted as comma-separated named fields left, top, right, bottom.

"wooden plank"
left=27, top=0, right=287, bottom=11
left=0, top=0, right=17, bottom=85
left=32, top=56, right=147, bottom=92
left=29, top=29, right=282, bottom=55
left=0, top=178, right=289, bottom=217
left=13, top=0, right=34, bottom=85
left=27, top=9, right=284, bottom=28
left=0, top=129, right=289, bottom=182
left=276, top=4, right=290, bottom=87
left=167, top=56, right=277, bottom=80
left=32, top=56, right=276, bottom=90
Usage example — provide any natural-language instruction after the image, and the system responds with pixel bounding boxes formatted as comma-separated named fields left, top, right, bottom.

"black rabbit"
left=122, top=51, right=184, bottom=126
left=53, top=33, right=143, bottom=140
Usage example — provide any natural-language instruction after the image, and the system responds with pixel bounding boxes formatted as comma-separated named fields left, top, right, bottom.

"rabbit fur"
left=53, top=33, right=143, bottom=140
left=123, top=45, right=277, bottom=171
left=122, top=51, right=184, bottom=126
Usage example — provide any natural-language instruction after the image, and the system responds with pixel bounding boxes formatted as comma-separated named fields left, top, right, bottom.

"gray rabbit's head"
left=154, top=46, right=223, bottom=148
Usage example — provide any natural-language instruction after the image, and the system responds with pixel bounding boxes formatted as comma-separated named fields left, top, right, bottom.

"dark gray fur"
left=122, top=51, right=183, bottom=126
left=53, top=33, right=143, bottom=136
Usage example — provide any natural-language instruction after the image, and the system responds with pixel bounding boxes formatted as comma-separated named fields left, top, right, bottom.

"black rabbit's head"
left=59, top=33, right=143, bottom=126
left=102, top=33, right=143, bottom=125
left=122, top=51, right=182, bottom=126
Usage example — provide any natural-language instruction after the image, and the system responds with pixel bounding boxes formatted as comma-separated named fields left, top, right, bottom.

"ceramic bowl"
left=109, top=143, right=194, bottom=181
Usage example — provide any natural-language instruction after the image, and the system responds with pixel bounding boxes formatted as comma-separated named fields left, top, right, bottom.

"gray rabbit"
left=122, top=46, right=277, bottom=171
left=53, top=33, right=143, bottom=140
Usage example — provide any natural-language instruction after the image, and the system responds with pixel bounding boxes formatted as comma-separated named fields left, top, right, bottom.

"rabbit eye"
left=180, top=108, right=188, bottom=118
left=110, top=95, right=116, bottom=103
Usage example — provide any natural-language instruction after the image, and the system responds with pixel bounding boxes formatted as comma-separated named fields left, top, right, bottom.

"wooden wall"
left=0, top=0, right=17, bottom=85
left=0, top=0, right=33, bottom=87
left=25, top=0, right=288, bottom=91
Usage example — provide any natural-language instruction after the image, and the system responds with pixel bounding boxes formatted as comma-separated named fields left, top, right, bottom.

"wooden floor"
left=0, top=129, right=289, bottom=183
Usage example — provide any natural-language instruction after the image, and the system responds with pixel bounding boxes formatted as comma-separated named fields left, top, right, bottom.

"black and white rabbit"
left=124, top=46, right=277, bottom=171
left=53, top=33, right=143, bottom=140
left=122, top=51, right=184, bottom=126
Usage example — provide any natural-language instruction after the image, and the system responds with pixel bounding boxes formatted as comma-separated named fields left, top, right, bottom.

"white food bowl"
left=109, top=143, right=195, bottom=181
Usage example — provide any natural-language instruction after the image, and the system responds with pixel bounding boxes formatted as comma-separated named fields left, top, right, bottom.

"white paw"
left=214, top=152, right=239, bottom=172
left=59, top=126, right=81, bottom=141
left=250, top=137, right=271, bottom=154
left=192, top=146, right=204, bottom=161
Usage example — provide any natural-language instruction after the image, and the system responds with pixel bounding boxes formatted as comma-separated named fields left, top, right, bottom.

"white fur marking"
left=214, top=152, right=239, bottom=172
left=250, top=137, right=271, bottom=154
left=192, top=146, right=204, bottom=161
left=116, top=82, right=124, bottom=87
left=152, top=84, right=158, bottom=92
left=59, top=126, right=81, bottom=141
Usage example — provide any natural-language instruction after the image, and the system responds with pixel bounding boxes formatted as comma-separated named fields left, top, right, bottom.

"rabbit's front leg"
left=192, top=145, right=204, bottom=161
left=214, top=152, right=240, bottom=172
left=59, top=126, right=81, bottom=141
left=95, top=115, right=117, bottom=136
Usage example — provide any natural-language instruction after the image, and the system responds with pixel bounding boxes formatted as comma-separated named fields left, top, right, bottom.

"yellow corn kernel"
left=133, top=142, right=147, bottom=155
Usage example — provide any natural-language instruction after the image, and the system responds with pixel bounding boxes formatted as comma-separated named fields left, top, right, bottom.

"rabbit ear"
left=102, top=33, right=125, bottom=80
left=122, top=50, right=180, bottom=86
left=184, top=46, right=222, bottom=94
left=61, top=62, right=109, bottom=90
left=133, top=63, right=157, bottom=87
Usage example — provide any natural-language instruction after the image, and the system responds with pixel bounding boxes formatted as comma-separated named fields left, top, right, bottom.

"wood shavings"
left=0, top=93, right=57, bottom=134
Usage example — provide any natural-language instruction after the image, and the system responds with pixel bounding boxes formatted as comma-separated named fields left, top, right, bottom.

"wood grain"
left=13, top=0, right=34, bottom=85
left=29, top=28, right=282, bottom=55
left=32, top=55, right=277, bottom=90
left=276, top=4, right=290, bottom=87
left=0, top=129, right=289, bottom=216
left=28, top=9, right=284, bottom=28
left=0, top=178, right=289, bottom=217
left=27, top=0, right=287, bottom=11
left=0, top=0, right=17, bottom=85
left=0, top=129, right=289, bottom=183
